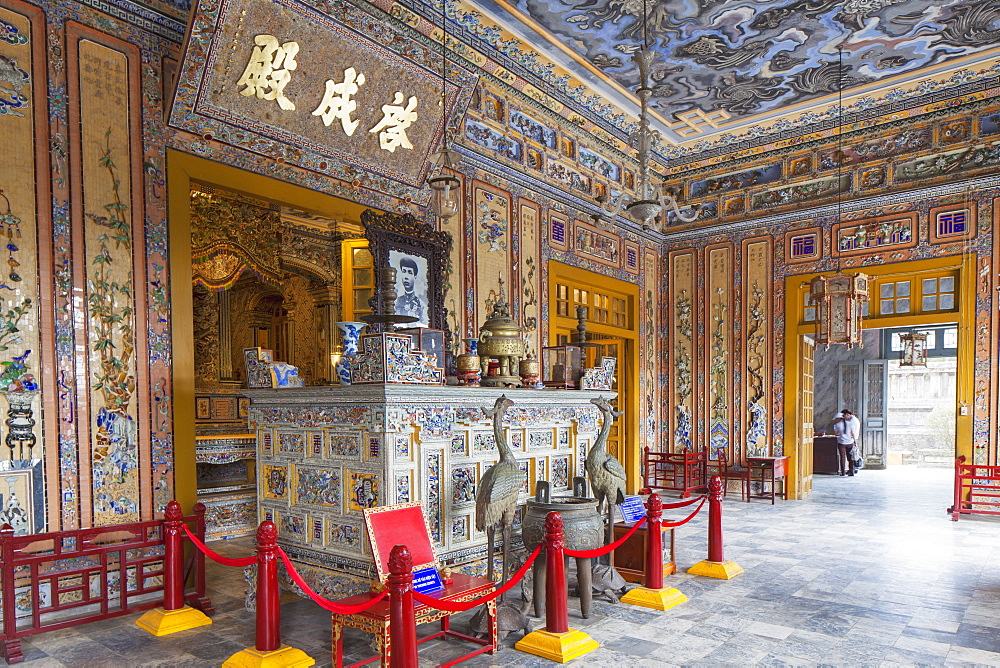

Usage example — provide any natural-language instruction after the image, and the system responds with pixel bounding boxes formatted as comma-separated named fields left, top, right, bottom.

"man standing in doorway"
left=834, top=409, right=861, bottom=476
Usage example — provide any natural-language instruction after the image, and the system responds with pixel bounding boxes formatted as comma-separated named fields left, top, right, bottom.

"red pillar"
left=255, top=521, right=281, bottom=653
left=707, top=476, right=725, bottom=563
left=543, top=511, right=568, bottom=634
left=644, top=494, right=663, bottom=590
left=162, top=501, right=184, bottom=612
left=388, top=545, right=418, bottom=667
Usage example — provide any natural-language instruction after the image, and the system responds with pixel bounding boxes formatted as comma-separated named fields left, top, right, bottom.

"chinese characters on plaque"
left=237, top=34, right=419, bottom=153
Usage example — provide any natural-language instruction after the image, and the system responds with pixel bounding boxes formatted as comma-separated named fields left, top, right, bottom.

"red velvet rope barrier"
left=411, top=544, right=542, bottom=613
left=660, top=494, right=708, bottom=510
left=182, top=524, right=255, bottom=568
left=659, top=496, right=708, bottom=528
left=277, top=547, right=390, bottom=614
left=564, top=517, right=647, bottom=558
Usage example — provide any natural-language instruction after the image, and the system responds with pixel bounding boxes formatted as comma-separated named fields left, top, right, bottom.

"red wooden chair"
left=708, top=447, right=750, bottom=501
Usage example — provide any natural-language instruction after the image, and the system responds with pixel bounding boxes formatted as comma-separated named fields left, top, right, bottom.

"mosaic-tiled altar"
left=245, top=385, right=611, bottom=597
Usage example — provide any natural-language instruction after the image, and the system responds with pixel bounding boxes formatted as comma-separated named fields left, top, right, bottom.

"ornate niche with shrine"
left=189, top=186, right=369, bottom=540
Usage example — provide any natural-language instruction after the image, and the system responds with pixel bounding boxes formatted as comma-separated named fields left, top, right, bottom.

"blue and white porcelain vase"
left=335, top=321, right=367, bottom=386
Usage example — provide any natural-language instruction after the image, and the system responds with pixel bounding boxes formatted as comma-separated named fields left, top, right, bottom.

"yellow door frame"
left=166, top=149, right=367, bottom=511
left=546, top=261, right=641, bottom=491
left=783, top=254, right=975, bottom=499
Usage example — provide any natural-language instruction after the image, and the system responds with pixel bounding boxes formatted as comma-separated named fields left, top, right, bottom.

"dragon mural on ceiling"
left=509, top=0, right=1000, bottom=122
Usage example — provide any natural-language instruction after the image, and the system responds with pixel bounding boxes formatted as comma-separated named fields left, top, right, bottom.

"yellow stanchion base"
left=687, top=560, right=744, bottom=579
left=620, top=586, right=688, bottom=611
left=135, top=606, right=213, bottom=636
left=223, top=645, right=315, bottom=668
left=515, top=628, right=599, bottom=663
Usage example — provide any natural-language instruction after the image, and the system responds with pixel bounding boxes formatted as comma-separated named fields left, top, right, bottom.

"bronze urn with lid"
left=478, top=289, right=525, bottom=387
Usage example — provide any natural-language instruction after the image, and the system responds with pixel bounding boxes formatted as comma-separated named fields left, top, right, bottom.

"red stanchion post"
left=645, top=493, right=664, bottom=590
left=163, top=500, right=184, bottom=612
left=620, top=494, right=688, bottom=611
left=950, top=456, right=965, bottom=521
left=388, top=545, right=419, bottom=668
left=515, top=512, right=598, bottom=661
left=189, top=502, right=215, bottom=615
left=136, top=502, right=212, bottom=637
left=707, top=476, right=725, bottom=563
left=544, top=511, right=568, bottom=634
left=255, top=520, right=281, bottom=654
left=686, top=476, right=744, bottom=580
left=223, top=521, right=314, bottom=666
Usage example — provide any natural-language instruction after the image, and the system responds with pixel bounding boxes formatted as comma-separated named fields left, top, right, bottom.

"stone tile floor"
left=14, top=466, right=1000, bottom=666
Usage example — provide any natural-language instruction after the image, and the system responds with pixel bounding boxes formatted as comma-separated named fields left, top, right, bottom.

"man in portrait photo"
left=393, top=253, right=428, bottom=326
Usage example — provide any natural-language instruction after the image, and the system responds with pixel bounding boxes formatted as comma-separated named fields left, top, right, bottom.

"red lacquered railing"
left=642, top=446, right=707, bottom=498
left=0, top=504, right=213, bottom=663
left=949, top=456, right=1000, bottom=521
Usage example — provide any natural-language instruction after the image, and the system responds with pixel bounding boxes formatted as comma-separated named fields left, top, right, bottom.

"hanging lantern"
left=898, top=331, right=929, bottom=367
left=809, top=270, right=869, bottom=348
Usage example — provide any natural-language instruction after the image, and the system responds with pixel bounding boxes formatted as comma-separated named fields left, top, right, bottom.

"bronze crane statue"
left=586, top=395, right=626, bottom=545
left=475, top=394, right=520, bottom=583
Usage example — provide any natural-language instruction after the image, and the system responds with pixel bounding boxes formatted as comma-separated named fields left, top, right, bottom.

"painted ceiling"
left=477, top=0, right=1000, bottom=145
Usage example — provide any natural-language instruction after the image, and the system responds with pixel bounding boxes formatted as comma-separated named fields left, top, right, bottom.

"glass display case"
left=541, top=345, right=582, bottom=389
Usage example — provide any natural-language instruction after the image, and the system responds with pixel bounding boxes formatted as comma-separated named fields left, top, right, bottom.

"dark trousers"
left=837, top=443, right=855, bottom=476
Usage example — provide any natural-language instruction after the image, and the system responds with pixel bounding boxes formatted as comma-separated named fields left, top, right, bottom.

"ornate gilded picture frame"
left=362, top=209, right=453, bottom=361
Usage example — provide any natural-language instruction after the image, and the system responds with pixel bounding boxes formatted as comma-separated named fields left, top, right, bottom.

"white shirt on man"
left=834, top=414, right=860, bottom=445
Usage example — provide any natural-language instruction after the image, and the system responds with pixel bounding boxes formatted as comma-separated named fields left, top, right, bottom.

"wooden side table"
left=612, top=520, right=676, bottom=584
left=331, top=574, right=497, bottom=668
left=746, top=456, right=788, bottom=504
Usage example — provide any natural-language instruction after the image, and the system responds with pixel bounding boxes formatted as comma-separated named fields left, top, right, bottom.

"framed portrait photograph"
left=388, top=250, right=430, bottom=327
left=362, top=210, right=453, bottom=363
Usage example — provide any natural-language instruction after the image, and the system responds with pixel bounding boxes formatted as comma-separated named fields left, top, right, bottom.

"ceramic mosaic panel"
left=518, top=199, right=541, bottom=358
left=473, top=432, right=495, bottom=454
left=0, top=461, right=43, bottom=536
left=552, top=456, right=569, bottom=489
left=644, top=248, right=659, bottom=448
left=706, top=245, right=732, bottom=461
left=743, top=238, right=772, bottom=457
left=309, top=432, right=323, bottom=457
left=366, top=436, right=381, bottom=461
left=262, top=465, right=288, bottom=501
left=279, top=513, right=307, bottom=542
left=528, top=430, right=554, bottom=451
left=451, top=464, right=477, bottom=506
left=426, top=450, right=442, bottom=543
left=451, top=515, right=468, bottom=542
left=473, top=184, right=510, bottom=327
left=345, top=470, right=379, bottom=511
left=76, top=33, right=144, bottom=526
left=669, top=251, right=695, bottom=453
left=328, top=522, right=362, bottom=549
left=294, top=466, right=341, bottom=508
left=395, top=471, right=411, bottom=503
left=394, top=435, right=410, bottom=460
left=261, top=431, right=273, bottom=455
left=517, top=460, right=529, bottom=494
left=450, top=434, right=466, bottom=457
left=548, top=211, right=569, bottom=251
left=573, top=219, right=620, bottom=268
left=277, top=432, right=305, bottom=455
left=328, top=432, right=361, bottom=458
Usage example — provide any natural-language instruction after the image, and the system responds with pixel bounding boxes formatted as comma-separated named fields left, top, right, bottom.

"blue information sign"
left=412, top=566, right=445, bottom=594
left=619, top=495, right=646, bottom=523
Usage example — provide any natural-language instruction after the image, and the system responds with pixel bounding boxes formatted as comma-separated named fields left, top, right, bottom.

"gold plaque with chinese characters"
left=171, top=0, right=474, bottom=189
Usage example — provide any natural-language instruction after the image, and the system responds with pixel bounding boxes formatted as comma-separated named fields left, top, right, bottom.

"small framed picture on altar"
left=363, top=210, right=453, bottom=363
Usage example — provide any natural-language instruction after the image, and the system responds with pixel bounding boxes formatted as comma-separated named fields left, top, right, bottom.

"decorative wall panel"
left=743, top=239, right=772, bottom=457
left=471, top=183, right=510, bottom=329
left=668, top=251, right=694, bottom=452
left=705, top=245, right=732, bottom=462
left=438, top=180, right=464, bottom=360
left=70, top=30, right=147, bottom=525
left=517, top=199, right=540, bottom=358
left=0, top=0, right=46, bottom=534
left=642, top=248, right=657, bottom=449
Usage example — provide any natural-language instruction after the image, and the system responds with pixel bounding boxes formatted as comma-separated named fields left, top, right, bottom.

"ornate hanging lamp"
left=809, top=47, right=868, bottom=348
left=898, top=331, right=929, bottom=367
left=426, top=0, right=460, bottom=219
left=597, top=0, right=698, bottom=232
